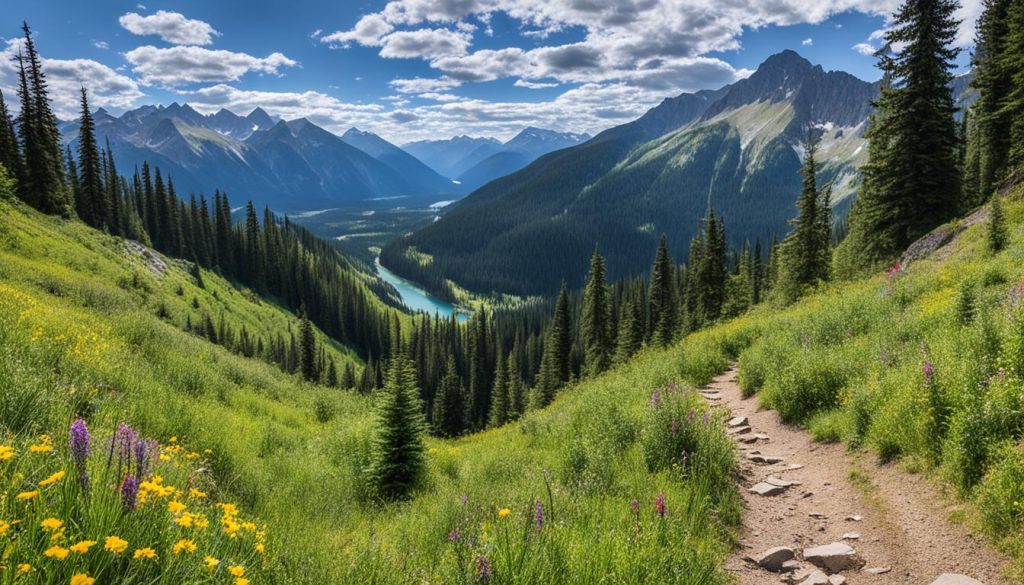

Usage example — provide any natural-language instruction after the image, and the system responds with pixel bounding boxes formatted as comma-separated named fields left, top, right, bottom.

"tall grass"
left=0, top=200, right=740, bottom=583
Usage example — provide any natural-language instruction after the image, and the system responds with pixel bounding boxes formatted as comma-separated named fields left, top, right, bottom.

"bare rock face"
left=929, top=575, right=984, bottom=585
left=802, top=542, right=864, bottom=573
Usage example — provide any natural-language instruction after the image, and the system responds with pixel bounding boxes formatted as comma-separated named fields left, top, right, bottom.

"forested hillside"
left=385, top=50, right=877, bottom=297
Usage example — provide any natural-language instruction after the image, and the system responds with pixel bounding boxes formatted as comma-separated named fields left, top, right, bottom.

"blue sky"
left=1, top=0, right=979, bottom=143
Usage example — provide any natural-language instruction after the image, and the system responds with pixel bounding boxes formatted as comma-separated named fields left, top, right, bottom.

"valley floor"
left=704, top=367, right=1013, bottom=584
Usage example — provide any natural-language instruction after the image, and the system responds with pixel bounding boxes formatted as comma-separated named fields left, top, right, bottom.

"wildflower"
left=69, top=420, right=90, bottom=464
left=236, top=579, right=250, bottom=585
left=255, top=542, right=266, bottom=554
left=189, top=487, right=207, bottom=499
left=70, top=575, right=95, bottom=585
left=17, top=563, right=30, bottom=573
left=41, top=518, right=63, bottom=531
left=475, top=555, right=493, bottom=585
left=228, top=565, right=245, bottom=577
left=104, top=536, right=128, bottom=554
left=650, top=389, right=662, bottom=408
left=114, top=423, right=137, bottom=470
left=204, top=556, right=220, bottom=572
left=133, top=548, right=157, bottom=560
left=121, top=476, right=139, bottom=511
left=923, top=360, right=935, bottom=386
left=687, top=408, right=696, bottom=422
left=29, top=435, right=53, bottom=453
left=172, top=538, right=197, bottom=555
left=654, top=491, right=667, bottom=518
left=534, top=500, right=545, bottom=530
left=0, top=445, right=14, bottom=461
left=168, top=500, right=186, bottom=514
left=0, top=520, right=9, bottom=535
left=134, top=438, right=156, bottom=479
left=40, top=470, right=65, bottom=486
left=670, top=418, right=678, bottom=435
left=44, top=545, right=70, bottom=560
left=448, top=528, right=462, bottom=542
left=703, top=411, right=710, bottom=424
left=630, top=499, right=639, bottom=512
left=69, top=540, right=97, bottom=554
left=15, top=490, right=39, bottom=500
left=497, top=508, right=511, bottom=519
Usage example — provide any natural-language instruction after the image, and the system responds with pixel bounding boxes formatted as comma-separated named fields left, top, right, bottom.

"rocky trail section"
left=702, top=367, right=1013, bottom=585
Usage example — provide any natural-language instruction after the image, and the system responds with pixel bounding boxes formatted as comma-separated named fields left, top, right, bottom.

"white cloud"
left=378, top=28, right=472, bottom=59
left=802, top=38, right=813, bottom=46
left=418, top=92, right=463, bottom=102
left=390, top=76, right=462, bottom=94
left=0, top=39, right=144, bottom=118
left=852, top=42, right=876, bottom=56
left=321, top=14, right=394, bottom=47
left=93, top=40, right=110, bottom=50
left=119, top=10, right=219, bottom=46
left=124, top=46, right=297, bottom=86
left=310, top=29, right=323, bottom=39
left=514, top=79, right=559, bottom=89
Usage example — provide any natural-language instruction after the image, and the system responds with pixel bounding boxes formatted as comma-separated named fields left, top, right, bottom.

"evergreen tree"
left=75, top=88, right=107, bottom=230
left=368, top=355, right=426, bottom=500
left=551, top=283, right=572, bottom=383
left=614, top=299, right=643, bottom=364
left=581, top=247, right=612, bottom=376
left=0, top=90, right=23, bottom=192
left=487, top=350, right=510, bottom=427
left=325, top=358, right=338, bottom=387
left=841, top=0, right=962, bottom=268
left=1005, top=0, right=1024, bottom=171
left=987, top=193, right=1008, bottom=253
left=649, top=234, right=679, bottom=347
left=298, top=310, right=318, bottom=382
left=15, top=24, right=69, bottom=216
left=533, top=332, right=561, bottom=408
left=778, top=132, right=832, bottom=298
left=696, top=212, right=727, bottom=323
left=342, top=362, right=356, bottom=389
left=432, top=357, right=465, bottom=437
left=506, top=350, right=526, bottom=420
left=969, top=0, right=1014, bottom=201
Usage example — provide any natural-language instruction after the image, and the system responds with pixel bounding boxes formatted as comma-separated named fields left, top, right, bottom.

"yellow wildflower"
left=51, top=528, right=66, bottom=541
left=104, top=536, right=128, bottom=554
left=498, top=508, right=511, bottom=518
left=69, top=540, right=97, bottom=554
left=222, top=517, right=240, bottom=537
left=255, top=543, right=265, bottom=554
left=44, top=545, right=70, bottom=560
left=39, top=471, right=65, bottom=486
left=228, top=565, right=245, bottom=577
left=15, top=490, right=40, bottom=500
left=0, top=445, right=14, bottom=461
left=41, top=518, right=63, bottom=531
left=17, top=564, right=31, bottom=573
left=0, top=520, right=10, bottom=536
left=29, top=444, right=53, bottom=454
left=133, top=548, right=157, bottom=560
left=169, top=436, right=177, bottom=443
left=172, top=539, right=197, bottom=555
left=168, top=500, right=186, bottom=514
left=189, top=488, right=207, bottom=499
left=70, top=574, right=95, bottom=585
left=204, top=555, right=220, bottom=572
left=236, top=579, right=250, bottom=585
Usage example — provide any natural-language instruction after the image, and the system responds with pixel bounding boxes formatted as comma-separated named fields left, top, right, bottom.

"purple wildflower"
left=69, top=419, right=90, bottom=466
left=654, top=491, right=666, bottom=518
left=630, top=498, right=639, bottom=512
left=134, top=438, right=156, bottom=479
left=475, top=555, right=493, bottom=585
left=534, top=500, right=545, bottom=530
left=121, top=476, right=139, bottom=511
left=923, top=361, right=935, bottom=386
left=650, top=389, right=662, bottom=408
left=114, top=423, right=137, bottom=477
left=448, top=528, right=462, bottom=543
left=670, top=418, right=678, bottom=435
left=687, top=408, right=696, bottom=422
left=703, top=411, right=710, bottom=425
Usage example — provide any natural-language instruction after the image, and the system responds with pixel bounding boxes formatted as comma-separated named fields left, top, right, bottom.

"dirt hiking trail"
left=700, top=366, right=1015, bottom=585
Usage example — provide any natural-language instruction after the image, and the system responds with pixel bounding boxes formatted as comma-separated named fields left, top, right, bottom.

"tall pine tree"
left=649, top=234, right=679, bottom=347
left=581, top=247, right=612, bottom=376
left=368, top=355, right=426, bottom=500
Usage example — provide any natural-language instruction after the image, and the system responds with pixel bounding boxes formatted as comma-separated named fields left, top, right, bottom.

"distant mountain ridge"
left=402, top=128, right=591, bottom=188
left=59, top=104, right=458, bottom=212
left=384, top=50, right=891, bottom=297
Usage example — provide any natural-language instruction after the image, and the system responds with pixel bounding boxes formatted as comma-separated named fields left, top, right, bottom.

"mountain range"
left=383, top=50, right=896, bottom=296
left=403, top=128, right=591, bottom=190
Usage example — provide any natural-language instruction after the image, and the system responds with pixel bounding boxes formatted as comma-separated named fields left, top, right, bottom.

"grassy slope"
left=0, top=198, right=740, bottom=584
left=677, top=184, right=1024, bottom=577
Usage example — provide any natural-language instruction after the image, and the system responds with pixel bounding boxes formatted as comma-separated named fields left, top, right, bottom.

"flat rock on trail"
left=702, top=367, right=1014, bottom=585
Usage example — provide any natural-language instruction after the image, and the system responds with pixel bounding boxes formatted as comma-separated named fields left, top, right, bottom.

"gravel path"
left=701, top=366, right=1015, bottom=585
